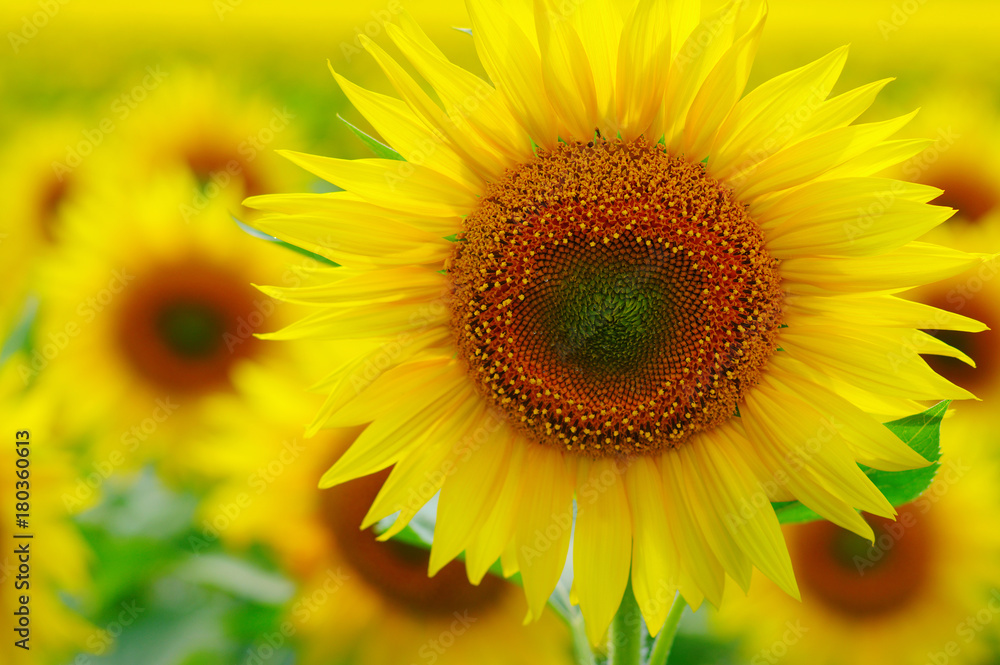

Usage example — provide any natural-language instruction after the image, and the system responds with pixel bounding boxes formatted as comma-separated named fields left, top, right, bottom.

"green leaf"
left=772, top=401, right=948, bottom=524
left=0, top=295, right=37, bottom=367
left=338, top=114, right=404, bottom=161
left=234, top=217, right=339, bottom=267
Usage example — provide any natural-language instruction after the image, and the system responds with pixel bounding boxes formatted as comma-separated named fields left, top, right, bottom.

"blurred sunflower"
left=712, top=425, right=1000, bottom=665
left=112, top=66, right=308, bottom=222
left=27, top=169, right=306, bottom=476
left=0, top=116, right=98, bottom=337
left=892, top=88, right=1000, bottom=414
left=0, top=360, right=98, bottom=664
left=195, top=361, right=575, bottom=665
left=249, top=0, right=983, bottom=641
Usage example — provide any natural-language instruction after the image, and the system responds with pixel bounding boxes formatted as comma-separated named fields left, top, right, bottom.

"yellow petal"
left=764, top=189, right=953, bottom=258
left=733, top=111, right=918, bottom=202
left=534, top=0, right=600, bottom=138
left=323, top=357, right=457, bottom=427
left=693, top=423, right=799, bottom=598
left=260, top=298, right=449, bottom=342
left=786, top=294, right=988, bottom=333
left=331, top=67, right=482, bottom=192
left=675, top=443, right=752, bottom=592
left=740, top=387, right=876, bottom=539
left=278, top=151, right=477, bottom=219
left=465, top=430, right=527, bottom=583
left=305, top=328, right=451, bottom=436
left=574, top=457, right=632, bottom=645
left=680, top=0, right=767, bottom=160
left=625, top=456, right=680, bottom=634
left=659, top=451, right=726, bottom=607
left=514, top=445, right=575, bottom=620
left=367, top=389, right=486, bottom=534
left=778, top=324, right=975, bottom=402
left=257, top=266, right=446, bottom=306
left=764, top=354, right=932, bottom=471
left=246, top=190, right=457, bottom=235
left=319, top=377, right=466, bottom=487
left=779, top=242, right=985, bottom=295
left=755, top=177, right=942, bottom=229
left=571, top=0, right=623, bottom=128
left=616, top=0, right=672, bottom=140
left=430, top=421, right=512, bottom=575
left=388, top=17, right=533, bottom=167
left=359, top=33, right=509, bottom=182
left=663, top=0, right=754, bottom=152
left=467, top=0, right=561, bottom=146
left=818, top=137, right=933, bottom=181
left=710, top=46, right=849, bottom=178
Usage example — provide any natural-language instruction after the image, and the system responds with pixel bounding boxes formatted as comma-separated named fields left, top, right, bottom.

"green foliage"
left=772, top=401, right=948, bottom=524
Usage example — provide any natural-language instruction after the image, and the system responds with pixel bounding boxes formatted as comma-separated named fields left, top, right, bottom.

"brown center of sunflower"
left=186, top=144, right=265, bottom=198
left=922, top=290, right=997, bottom=394
left=37, top=174, right=71, bottom=242
left=793, top=505, right=932, bottom=618
left=925, top=166, right=999, bottom=223
left=322, top=471, right=506, bottom=616
left=449, top=138, right=782, bottom=457
left=116, top=259, right=266, bottom=393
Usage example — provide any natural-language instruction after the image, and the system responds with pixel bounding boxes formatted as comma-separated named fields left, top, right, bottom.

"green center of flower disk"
left=156, top=303, right=227, bottom=358
left=117, top=260, right=264, bottom=393
left=450, top=137, right=783, bottom=458
left=793, top=507, right=932, bottom=617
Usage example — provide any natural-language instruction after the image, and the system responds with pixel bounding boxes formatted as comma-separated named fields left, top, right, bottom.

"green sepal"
left=338, top=114, right=404, bottom=161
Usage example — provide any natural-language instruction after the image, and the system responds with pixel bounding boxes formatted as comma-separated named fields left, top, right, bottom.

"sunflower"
left=28, top=168, right=307, bottom=478
left=712, top=423, right=1000, bottom=665
left=0, top=116, right=97, bottom=338
left=248, top=0, right=984, bottom=642
left=110, top=66, right=307, bottom=222
left=0, top=358, right=98, bottom=664
left=194, top=361, right=575, bottom=665
left=888, top=87, right=1000, bottom=418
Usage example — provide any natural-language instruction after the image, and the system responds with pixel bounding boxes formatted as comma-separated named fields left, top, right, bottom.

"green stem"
left=571, top=613, right=597, bottom=665
left=609, top=580, right=642, bottom=665
left=647, top=595, right=687, bottom=665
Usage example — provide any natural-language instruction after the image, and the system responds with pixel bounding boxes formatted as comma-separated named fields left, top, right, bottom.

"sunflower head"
left=451, top=135, right=784, bottom=456
left=248, top=0, right=984, bottom=643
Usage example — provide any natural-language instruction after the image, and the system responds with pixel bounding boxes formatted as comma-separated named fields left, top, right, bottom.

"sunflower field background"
left=3, top=1, right=1000, bottom=664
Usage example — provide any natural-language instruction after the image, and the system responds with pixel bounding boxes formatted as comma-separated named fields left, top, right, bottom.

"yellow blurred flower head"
left=193, top=362, right=575, bottom=665
left=713, top=426, right=1000, bottom=665
left=26, top=167, right=302, bottom=478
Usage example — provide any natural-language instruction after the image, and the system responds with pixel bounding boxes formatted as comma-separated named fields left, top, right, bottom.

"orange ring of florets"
left=450, top=137, right=783, bottom=458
